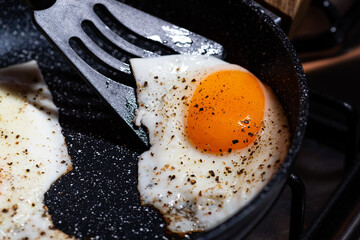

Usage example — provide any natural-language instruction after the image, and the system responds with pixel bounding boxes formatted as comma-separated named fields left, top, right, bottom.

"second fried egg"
left=0, top=61, right=74, bottom=239
left=131, top=55, right=290, bottom=233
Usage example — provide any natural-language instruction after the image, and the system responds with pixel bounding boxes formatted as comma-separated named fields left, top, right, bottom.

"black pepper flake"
left=228, top=148, right=232, bottom=153
left=189, top=179, right=196, bottom=185
left=237, top=169, right=245, bottom=175
left=154, top=76, right=158, bottom=79
left=191, top=79, right=196, bottom=82
left=248, top=132, right=254, bottom=137
left=232, top=139, right=239, bottom=144
left=168, top=175, right=176, bottom=180
left=194, top=104, right=199, bottom=108
left=209, top=170, right=215, bottom=177
left=244, top=119, right=249, bottom=124
left=2, top=208, right=8, bottom=213
left=199, top=107, right=204, bottom=112
left=26, top=169, right=30, bottom=173
left=143, top=81, right=148, bottom=87
left=215, top=176, right=220, bottom=182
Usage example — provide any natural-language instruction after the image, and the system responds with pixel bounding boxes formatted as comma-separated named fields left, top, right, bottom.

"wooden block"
left=254, top=0, right=312, bottom=38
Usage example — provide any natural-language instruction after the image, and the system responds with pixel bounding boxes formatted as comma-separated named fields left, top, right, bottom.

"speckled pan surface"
left=0, top=0, right=308, bottom=239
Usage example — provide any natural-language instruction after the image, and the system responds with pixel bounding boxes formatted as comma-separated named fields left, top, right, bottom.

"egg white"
left=0, top=61, right=74, bottom=239
left=131, top=55, right=290, bottom=233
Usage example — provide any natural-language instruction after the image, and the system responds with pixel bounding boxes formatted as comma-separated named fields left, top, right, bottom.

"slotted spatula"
left=24, top=0, right=225, bottom=147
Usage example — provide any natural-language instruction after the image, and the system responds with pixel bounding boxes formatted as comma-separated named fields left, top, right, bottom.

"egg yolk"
left=187, top=70, right=265, bottom=153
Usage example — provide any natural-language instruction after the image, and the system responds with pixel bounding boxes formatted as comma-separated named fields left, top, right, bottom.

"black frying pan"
left=0, top=0, right=308, bottom=239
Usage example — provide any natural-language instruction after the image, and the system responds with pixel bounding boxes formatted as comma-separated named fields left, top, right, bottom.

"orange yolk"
left=187, top=70, right=265, bottom=153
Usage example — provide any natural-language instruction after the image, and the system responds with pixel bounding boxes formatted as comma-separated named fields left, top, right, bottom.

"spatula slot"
left=69, top=37, right=135, bottom=88
left=81, top=20, right=131, bottom=62
left=93, top=4, right=176, bottom=56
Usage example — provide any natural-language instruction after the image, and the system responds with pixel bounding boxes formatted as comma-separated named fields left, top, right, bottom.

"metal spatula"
left=24, top=0, right=225, bottom=147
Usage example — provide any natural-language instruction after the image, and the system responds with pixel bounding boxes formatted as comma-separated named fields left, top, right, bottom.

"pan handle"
left=252, top=1, right=282, bottom=26
left=24, top=0, right=56, bottom=10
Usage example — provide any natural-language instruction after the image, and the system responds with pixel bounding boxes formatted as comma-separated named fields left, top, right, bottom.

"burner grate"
left=300, top=90, right=359, bottom=239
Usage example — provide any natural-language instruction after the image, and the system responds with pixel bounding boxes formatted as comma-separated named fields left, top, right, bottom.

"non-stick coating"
left=0, top=0, right=308, bottom=239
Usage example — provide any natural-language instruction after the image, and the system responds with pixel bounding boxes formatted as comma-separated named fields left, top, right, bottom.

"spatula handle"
left=25, top=0, right=56, bottom=10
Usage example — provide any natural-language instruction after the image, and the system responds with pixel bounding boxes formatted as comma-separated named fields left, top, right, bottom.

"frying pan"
left=0, top=0, right=308, bottom=239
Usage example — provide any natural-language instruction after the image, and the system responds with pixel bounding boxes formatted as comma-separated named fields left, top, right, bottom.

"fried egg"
left=0, top=61, right=74, bottom=239
left=131, top=55, right=291, bottom=233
